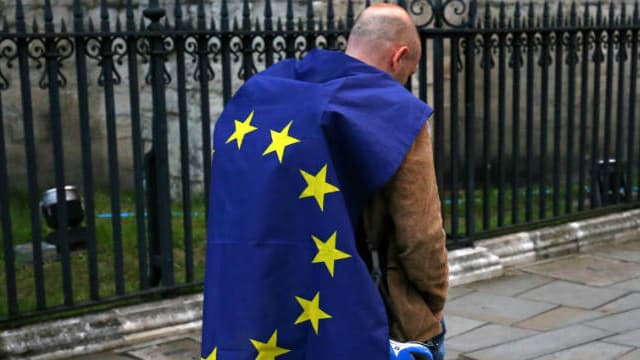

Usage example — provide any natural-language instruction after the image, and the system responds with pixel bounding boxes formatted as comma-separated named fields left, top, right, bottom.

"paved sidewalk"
left=71, top=240, right=640, bottom=360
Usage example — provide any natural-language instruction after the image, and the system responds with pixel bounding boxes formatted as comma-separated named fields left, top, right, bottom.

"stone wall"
left=0, top=0, right=368, bottom=199
left=1, top=0, right=638, bottom=198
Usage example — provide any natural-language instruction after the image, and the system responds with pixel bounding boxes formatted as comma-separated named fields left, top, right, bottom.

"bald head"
left=346, top=4, right=420, bottom=84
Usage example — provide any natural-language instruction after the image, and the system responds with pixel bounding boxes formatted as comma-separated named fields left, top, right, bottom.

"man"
left=201, top=3, right=447, bottom=360
left=348, top=5, right=449, bottom=360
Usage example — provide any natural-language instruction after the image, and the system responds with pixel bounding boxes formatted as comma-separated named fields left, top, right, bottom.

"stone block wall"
left=1, top=0, right=638, bottom=198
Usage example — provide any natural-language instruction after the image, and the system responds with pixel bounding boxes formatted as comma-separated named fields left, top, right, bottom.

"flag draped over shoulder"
left=201, top=49, right=433, bottom=360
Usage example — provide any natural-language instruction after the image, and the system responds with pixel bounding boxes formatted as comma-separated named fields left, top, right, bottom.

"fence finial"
left=286, top=0, right=294, bottom=31
left=101, top=1, right=112, bottom=32
left=634, top=1, right=639, bottom=25
left=2, top=16, right=7, bottom=32
left=174, top=0, right=183, bottom=30
left=608, top=2, right=615, bottom=25
left=139, top=16, right=146, bottom=31
left=243, top=0, right=251, bottom=30
left=44, top=0, right=54, bottom=30
left=306, top=0, right=315, bottom=31
left=468, top=0, right=477, bottom=27
left=347, top=0, right=354, bottom=29
left=197, top=0, right=206, bottom=31
left=583, top=0, right=589, bottom=26
left=221, top=0, right=229, bottom=31
left=16, top=0, right=24, bottom=22
left=542, top=1, right=550, bottom=27
left=570, top=1, right=577, bottom=26
left=327, top=0, right=335, bottom=31
left=125, top=0, right=135, bottom=31
left=596, top=1, right=603, bottom=26
left=32, top=18, right=39, bottom=33
left=100, top=0, right=109, bottom=27
left=233, top=17, right=240, bottom=32
left=265, top=0, right=273, bottom=31
left=498, top=1, right=506, bottom=28
left=73, top=0, right=84, bottom=32
left=557, top=1, right=563, bottom=26
left=527, top=1, right=534, bottom=28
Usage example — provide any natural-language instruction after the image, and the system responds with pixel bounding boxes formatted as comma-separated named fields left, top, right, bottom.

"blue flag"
left=201, top=49, right=433, bottom=360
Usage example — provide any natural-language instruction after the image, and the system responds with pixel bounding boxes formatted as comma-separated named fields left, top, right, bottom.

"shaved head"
left=346, top=4, right=421, bottom=84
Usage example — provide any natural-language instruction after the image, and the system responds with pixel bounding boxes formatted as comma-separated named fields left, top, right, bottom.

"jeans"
left=425, top=319, right=446, bottom=360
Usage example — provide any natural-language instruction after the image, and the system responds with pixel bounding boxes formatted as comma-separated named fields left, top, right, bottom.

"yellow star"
left=225, top=110, right=258, bottom=149
left=250, top=330, right=291, bottom=360
left=201, top=347, right=217, bottom=360
left=312, top=231, right=352, bottom=277
left=299, top=164, right=340, bottom=211
left=294, top=292, right=332, bottom=335
left=262, top=121, right=301, bottom=163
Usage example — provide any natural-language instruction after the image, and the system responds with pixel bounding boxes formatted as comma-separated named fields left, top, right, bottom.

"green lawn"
left=1, top=181, right=637, bottom=321
left=0, top=189, right=208, bottom=320
left=442, top=182, right=638, bottom=238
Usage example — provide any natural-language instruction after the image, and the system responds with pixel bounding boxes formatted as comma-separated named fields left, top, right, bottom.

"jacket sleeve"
left=386, top=123, right=448, bottom=317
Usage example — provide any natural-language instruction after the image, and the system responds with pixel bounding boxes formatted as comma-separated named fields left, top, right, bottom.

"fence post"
left=44, top=0, right=74, bottom=305
left=464, top=0, right=477, bottom=237
left=432, top=0, right=446, bottom=213
left=15, top=0, right=46, bottom=310
left=143, top=1, right=174, bottom=287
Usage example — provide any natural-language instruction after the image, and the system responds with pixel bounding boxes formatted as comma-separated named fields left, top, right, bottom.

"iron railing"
left=0, top=0, right=639, bottom=322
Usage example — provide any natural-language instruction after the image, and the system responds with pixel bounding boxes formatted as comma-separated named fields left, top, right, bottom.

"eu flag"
left=201, top=49, right=433, bottom=360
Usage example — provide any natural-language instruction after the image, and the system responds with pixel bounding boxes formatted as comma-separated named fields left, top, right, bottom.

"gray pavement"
left=72, top=240, right=640, bottom=360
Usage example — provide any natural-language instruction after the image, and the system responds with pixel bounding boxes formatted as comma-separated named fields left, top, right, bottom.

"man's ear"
left=391, top=46, right=409, bottom=71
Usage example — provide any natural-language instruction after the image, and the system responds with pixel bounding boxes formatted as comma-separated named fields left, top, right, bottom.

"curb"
left=448, top=208, right=640, bottom=286
left=1, top=209, right=639, bottom=358
left=0, top=295, right=203, bottom=359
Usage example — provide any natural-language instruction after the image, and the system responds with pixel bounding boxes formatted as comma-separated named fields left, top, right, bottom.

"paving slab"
left=465, top=271, right=552, bottom=297
left=586, top=308, right=640, bottom=333
left=592, top=241, right=640, bottom=263
left=618, top=349, right=640, bottom=359
left=518, top=281, right=628, bottom=309
left=124, top=338, right=200, bottom=360
left=448, top=286, right=475, bottom=300
left=535, top=341, right=632, bottom=360
left=612, top=277, right=640, bottom=292
left=462, top=325, right=612, bottom=360
left=445, top=292, right=556, bottom=325
left=447, top=324, right=538, bottom=353
left=445, top=349, right=460, bottom=360
left=444, top=315, right=486, bottom=338
left=603, top=329, right=640, bottom=347
left=515, top=306, right=606, bottom=331
left=597, top=293, right=640, bottom=313
left=522, top=255, right=640, bottom=286
left=69, top=354, right=134, bottom=360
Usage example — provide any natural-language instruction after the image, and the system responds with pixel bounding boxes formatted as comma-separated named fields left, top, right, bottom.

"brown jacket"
left=362, top=123, right=448, bottom=342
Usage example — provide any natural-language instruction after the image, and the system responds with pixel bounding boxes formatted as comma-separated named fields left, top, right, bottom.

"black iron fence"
left=0, top=0, right=639, bottom=323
